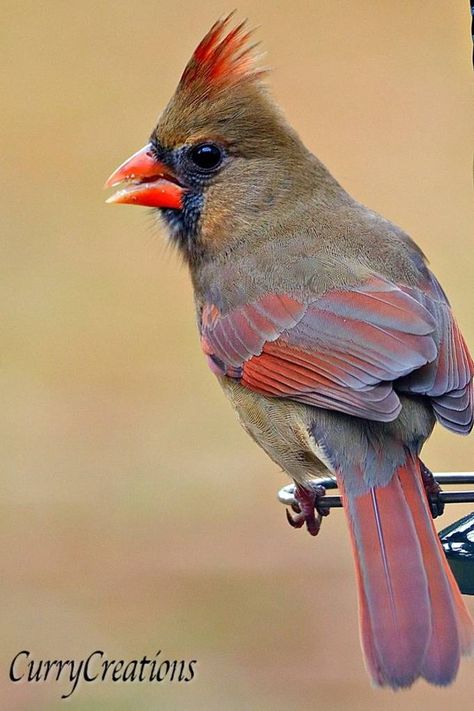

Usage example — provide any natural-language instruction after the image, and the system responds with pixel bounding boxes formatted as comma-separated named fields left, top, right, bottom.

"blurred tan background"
left=1, top=1, right=473, bottom=709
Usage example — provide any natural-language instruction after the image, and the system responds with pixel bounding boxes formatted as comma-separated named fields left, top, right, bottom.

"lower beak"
left=105, top=143, right=184, bottom=209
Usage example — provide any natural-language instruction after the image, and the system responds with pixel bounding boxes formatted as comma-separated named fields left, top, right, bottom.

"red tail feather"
left=339, top=456, right=474, bottom=688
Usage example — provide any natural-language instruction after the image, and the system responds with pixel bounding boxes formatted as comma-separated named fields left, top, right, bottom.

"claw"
left=313, top=484, right=330, bottom=518
left=285, top=483, right=329, bottom=536
left=286, top=508, right=304, bottom=528
left=420, top=460, right=445, bottom=518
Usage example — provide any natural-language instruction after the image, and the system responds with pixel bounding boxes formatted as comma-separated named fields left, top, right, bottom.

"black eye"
left=189, top=143, right=223, bottom=171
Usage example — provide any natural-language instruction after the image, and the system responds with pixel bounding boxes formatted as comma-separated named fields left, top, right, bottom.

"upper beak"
left=105, top=143, right=184, bottom=209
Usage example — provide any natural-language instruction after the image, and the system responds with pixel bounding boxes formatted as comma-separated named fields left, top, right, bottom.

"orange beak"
left=105, top=143, right=184, bottom=209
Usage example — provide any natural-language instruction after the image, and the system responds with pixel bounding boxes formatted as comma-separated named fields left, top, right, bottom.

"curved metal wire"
left=277, top=472, right=474, bottom=510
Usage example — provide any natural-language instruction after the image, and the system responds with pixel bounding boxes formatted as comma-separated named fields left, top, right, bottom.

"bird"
left=105, top=15, right=474, bottom=688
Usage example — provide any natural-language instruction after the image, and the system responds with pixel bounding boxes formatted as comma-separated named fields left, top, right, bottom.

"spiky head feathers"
left=147, top=17, right=316, bottom=262
left=155, top=15, right=293, bottom=156
left=106, top=17, right=338, bottom=265
left=178, top=14, right=265, bottom=98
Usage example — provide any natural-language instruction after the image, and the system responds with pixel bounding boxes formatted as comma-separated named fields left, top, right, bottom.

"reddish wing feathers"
left=201, top=276, right=474, bottom=429
left=428, top=317, right=473, bottom=433
left=201, top=277, right=441, bottom=422
left=399, top=276, right=474, bottom=432
left=179, top=15, right=263, bottom=94
left=202, top=294, right=305, bottom=366
left=242, top=347, right=402, bottom=421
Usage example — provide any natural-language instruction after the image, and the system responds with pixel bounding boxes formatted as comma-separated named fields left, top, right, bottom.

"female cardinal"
left=106, top=16, right=474, bottom=688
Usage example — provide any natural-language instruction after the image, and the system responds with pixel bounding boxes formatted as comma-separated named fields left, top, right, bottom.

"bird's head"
left=106, top=16, right=318, bottom=263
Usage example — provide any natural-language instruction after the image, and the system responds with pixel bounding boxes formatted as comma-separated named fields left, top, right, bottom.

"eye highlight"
left=189, top=143, right=223, bottom=171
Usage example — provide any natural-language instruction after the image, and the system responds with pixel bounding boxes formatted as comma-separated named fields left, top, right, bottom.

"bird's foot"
left=420, top=461, right=444, bottom=518
left=286, top=483, right=329, bottom=536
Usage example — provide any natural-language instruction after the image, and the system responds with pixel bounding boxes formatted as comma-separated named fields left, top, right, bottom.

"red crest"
left=179, top=14, right=265, bottom=94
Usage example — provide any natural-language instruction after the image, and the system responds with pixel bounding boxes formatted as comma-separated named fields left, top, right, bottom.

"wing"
left=399, top=273, right=474, bottom=433
left=200, top=275, right=473, bottom=432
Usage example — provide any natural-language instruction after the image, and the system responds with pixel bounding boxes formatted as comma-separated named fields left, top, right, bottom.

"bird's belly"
left=216, top=375, right=436, bottom=494
left=217, top=376, right=333, bottom=485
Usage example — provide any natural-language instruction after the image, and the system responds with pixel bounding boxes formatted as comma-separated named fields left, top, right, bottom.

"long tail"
left=338, top=452, right=474, bottom=688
